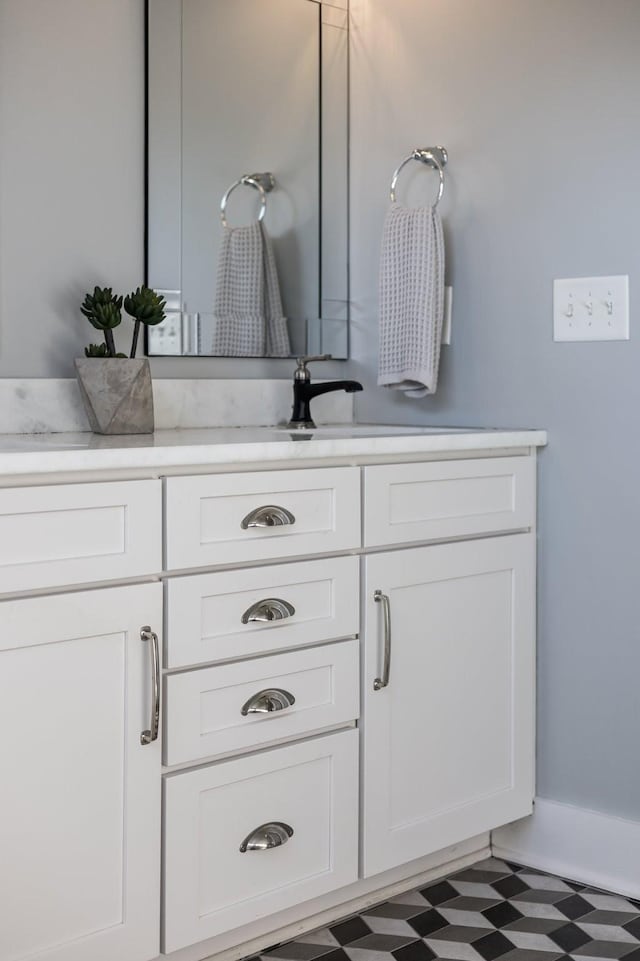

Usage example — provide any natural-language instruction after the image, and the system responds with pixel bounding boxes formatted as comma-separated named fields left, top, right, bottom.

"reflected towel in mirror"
left=211, top=221, right=291, bottom=356
left=377, top=203, right=445, bottom=397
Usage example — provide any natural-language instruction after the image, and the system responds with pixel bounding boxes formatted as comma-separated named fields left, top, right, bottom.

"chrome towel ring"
left=220, top=171, right=275, bottom=227
left=389, top=146, right=448, bottom=206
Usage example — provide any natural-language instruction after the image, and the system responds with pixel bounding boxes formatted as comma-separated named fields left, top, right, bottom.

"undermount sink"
left=274, top=424, right=484, bottom=437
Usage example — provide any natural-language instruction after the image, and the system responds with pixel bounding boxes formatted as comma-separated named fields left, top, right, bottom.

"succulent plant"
left=124, top=286, right=167, bottom=358
left=84, top=342, right=110, bottom=358
left=80, top=287, right=123, bottom=357
left=80, top=284, right=166, bottom=359
left=84, top=343, right=126, bottom=358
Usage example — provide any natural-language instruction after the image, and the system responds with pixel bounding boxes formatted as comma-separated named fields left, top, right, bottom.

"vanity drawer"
left=164, top=639, right=359, bottom=765
left=164, top=466, right=360, bottom=569
left=363, top=457, right=535, bottom=547
left=165, top=555, right=359, bottom=667
left=0, top=479, right=161, bottom=593
left=163, top=729, right=358, bottom=952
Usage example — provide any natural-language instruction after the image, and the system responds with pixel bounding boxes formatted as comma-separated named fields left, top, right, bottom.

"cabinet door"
left=0, top=583, right=162, bottom=961
left=361, top=534, right=535, bottom=878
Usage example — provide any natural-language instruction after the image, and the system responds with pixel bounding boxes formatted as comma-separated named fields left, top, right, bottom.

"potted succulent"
left=75, top=286, right=166, bottom=434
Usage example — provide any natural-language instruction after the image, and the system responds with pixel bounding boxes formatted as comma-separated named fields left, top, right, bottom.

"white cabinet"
left=0, top=583, right=162, bottom=961
left=165, top=555, right=359, bottom=668
left=0, top=480, right=161, bottom=594
left=363, top=457, right=535, bottom=547
left=164, top=639, right=359, bottom=765
left=161, top=455, right=538, bottom=953
left=0, top=444, right=541, bottom=961
left=161, top=468, right=363, bottom=952
left=165, top=466, right=360, bottom=569
left=360, top=535, right=535, bottom=877
left=163, top=730, right=359, bottom=953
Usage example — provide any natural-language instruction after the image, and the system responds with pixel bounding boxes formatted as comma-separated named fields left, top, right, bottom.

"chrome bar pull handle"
left=140, top=626, right=160, bottom=745
left=241, top=505, right=296, bottom=529
left=239, top=821, right=294, bottom=853
left=373, top=590, right=391, bottom=691
left=241, top=597, right=295, bottom=624
left=241, top=688, right=296, bottom=716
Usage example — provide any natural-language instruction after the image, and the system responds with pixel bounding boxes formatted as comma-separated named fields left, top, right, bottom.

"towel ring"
left=220, top=172, right=275, bottom=227
left=389, top=147, right=447, bottom=207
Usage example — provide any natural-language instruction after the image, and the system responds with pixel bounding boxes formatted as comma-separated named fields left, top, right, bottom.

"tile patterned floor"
left=259, top=859, right=640, bottom=961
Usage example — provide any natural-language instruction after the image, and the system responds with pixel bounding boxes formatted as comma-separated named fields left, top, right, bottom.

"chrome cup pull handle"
left=241, top=688, right=296, bottom=716
left=239, top=821, right=294, bottom=853
left=240, top=505, right=296, bottom=529
left=241, top=598, right=295, bottom=624
left=140, top=626, right=160, bottom=744
left=373, top=590, right=391, bottom=691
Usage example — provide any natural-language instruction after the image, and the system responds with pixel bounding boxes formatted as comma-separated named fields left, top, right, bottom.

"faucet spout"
left=288, top=379, right=363, bottom=429
left=307, top=380, right=363, bottom=399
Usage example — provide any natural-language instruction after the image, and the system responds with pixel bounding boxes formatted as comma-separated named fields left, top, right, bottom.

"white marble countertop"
left=0, top=424, right=547, bottom=477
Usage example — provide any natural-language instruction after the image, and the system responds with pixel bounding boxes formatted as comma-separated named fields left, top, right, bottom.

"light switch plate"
left=553, top=275, right=629, bottom=342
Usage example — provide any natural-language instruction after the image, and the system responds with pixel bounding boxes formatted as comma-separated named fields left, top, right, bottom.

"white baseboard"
left=492, top=797, right=640, bottom=900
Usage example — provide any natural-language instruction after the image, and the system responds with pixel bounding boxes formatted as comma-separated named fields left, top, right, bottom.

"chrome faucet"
left=287, top=355, right=363, bottom=429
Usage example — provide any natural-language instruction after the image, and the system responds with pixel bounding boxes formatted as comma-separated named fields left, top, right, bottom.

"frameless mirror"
left=146, top=0, right=349, bottom=358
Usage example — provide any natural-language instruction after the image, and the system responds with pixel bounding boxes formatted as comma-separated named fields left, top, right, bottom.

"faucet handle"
left=294, top=354, right=332, bottom=381
left=296, top=354, right=332, bottom=366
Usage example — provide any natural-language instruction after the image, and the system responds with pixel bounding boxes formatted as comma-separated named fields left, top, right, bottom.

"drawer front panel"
left=364, top=456, right=535, bottom=547
left=163, top=730, right=359, bottom=952
left=164, top=639, right=359, bottom=765
left=164, top=467, right=360, bottom=568
left=165, top=555, right=359, bottom=667
left=0, top=480, right=161, bottom=593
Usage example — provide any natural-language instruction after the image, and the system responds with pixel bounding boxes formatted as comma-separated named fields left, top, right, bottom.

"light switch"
left=553, top=275, right=629, bottom=342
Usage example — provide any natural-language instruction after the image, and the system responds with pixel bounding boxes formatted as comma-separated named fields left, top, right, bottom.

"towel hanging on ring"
left=211, top=173, right=290, bottom=357
left=377, top=147, right=447, bottom=397
left=377, top=203, right=445, bottom=396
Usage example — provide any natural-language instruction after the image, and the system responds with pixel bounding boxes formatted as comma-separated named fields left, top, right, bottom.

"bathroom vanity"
left=0, top=424, right=546, bottom=961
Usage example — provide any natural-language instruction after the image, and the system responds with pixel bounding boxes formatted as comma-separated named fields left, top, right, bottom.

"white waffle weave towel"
left=211, top=221, right=291, bottom=356
left=377, top=203, right=445, bottom=397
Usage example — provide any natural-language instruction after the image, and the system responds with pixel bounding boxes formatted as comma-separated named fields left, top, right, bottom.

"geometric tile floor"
left=260, top=858, right=640, bottom=961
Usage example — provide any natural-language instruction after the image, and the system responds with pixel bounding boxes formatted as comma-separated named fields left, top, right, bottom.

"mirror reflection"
left=146, top=0, right=349, bottom=358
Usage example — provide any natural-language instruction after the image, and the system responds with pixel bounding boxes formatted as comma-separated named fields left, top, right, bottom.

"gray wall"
left=0, top=0, right=145, bottom=377
left=350, top=0, right=640, bottom=819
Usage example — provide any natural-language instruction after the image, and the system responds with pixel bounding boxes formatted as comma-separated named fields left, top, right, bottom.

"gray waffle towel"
left=377, top=203, right=445, bottom=397
left=211, top=221, right=291, bottom=356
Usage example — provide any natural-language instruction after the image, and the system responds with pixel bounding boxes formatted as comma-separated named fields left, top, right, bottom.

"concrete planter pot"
left=74, top=357, right=154, bottom=434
